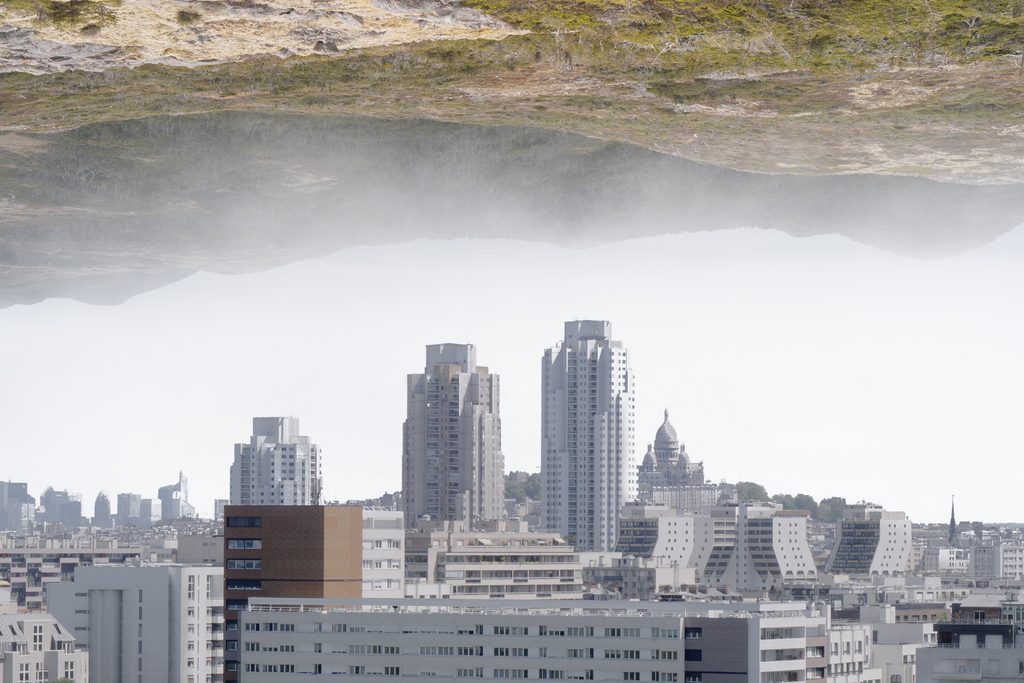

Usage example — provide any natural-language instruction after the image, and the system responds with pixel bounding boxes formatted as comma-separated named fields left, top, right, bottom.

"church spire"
left=949, top=495, right=957, bottom=547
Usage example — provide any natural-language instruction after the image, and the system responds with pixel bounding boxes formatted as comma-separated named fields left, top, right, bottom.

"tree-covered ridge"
left=736, top=481, right=850, bottom=522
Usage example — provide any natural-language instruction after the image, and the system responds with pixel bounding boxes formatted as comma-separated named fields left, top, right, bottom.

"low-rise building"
left=405, top=519, right=583, bottom=599
left=917, top=621, right=1021, bottom=683
left=236, top=598, right=828, bottom=682
left=0, top=612, right=89, bottom=683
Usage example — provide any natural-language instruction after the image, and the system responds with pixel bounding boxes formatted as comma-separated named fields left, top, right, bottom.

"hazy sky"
left=2, top=226, right=1022, bottom=523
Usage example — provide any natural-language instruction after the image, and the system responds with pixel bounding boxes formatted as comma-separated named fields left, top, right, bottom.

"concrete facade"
left=827, top=506, right=912, bottom=577
left=361, top=508, right=404, bottom=599
left=46, top=564, right=222, bottom=683
left=233, top=598, right=828, bottom=683
left=542, top=320, right=636, bottom=552
left=705, top=504, right=817, bottom=593
left=402, top=344, right=504, bottom=526
left=230, top=417, right=322, bottom=507
left=222, top=505, right=363, bottom=682
left=405, top=520, right=583, bottom=599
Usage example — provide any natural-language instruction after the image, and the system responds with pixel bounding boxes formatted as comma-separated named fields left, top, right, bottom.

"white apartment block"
left=827, top=506, right=912, bottom=577
left=542, top=320, right=636, bottom=552
left=230, top=417, right=322, bottom=506
left=235, top=598, right=828, bottom=683
left=705, top=504, right=817, bottom=593
left=826, top=623, right=880, bottom=683
left=969, top=544, right=1024, bottom=579
left=615, top=503, right=713, bottom=575
left=46, top=564, right=224, bottom=683
left=917, top=623, right=1022, bottom=683
left=0, top=611, right=89, bottom=683
left=361, top=509, right=404, bottom=599
left=921, top=548, right=968, bottom=576
left=403, top=344, right=504, bottom=525
left=405, top=520, right=583, bottom=599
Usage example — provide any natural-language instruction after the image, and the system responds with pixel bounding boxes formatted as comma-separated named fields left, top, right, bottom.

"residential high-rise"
left=402, top=343, right=504, bottom=526
left=541, top=320, right=636, bottom=551
left=229, top=417, right=322, bottom=506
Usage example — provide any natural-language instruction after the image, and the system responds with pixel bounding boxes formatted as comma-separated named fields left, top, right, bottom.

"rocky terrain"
left=0, top=0, right=518, bottom=72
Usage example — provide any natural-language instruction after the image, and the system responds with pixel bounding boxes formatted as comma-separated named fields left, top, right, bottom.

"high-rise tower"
left=541, top=320, right=636, bottom=551
left=402, top=343, right=504, bottom=526
left=230, top=417, right=322, bottom=506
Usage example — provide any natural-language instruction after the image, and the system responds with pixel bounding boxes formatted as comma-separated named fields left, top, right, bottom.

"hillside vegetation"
left=465, top=0, right=1024, bottom=70
left=1, top=0, right=1023, bottom=181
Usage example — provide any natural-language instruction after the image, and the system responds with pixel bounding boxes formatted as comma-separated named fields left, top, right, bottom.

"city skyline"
left=1, top=231, right=1021, bottom=523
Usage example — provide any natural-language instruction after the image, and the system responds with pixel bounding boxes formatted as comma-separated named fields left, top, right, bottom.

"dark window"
left=685, top=650, right=703, bottom=662
left=226, top=516, right=262, bottom=527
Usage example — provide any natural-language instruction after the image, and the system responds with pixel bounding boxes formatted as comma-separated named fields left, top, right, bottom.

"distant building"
left=93, top=492, right=112, bottom=528
left=921, top=547, right=969, bottom=575
left=40, top=487, right=83, bottom=528
left=704, top=503, right=818, bottom=593
left=0, top=612, right=89, bottom=683
left=918, top=621, right=1022, bottom=683
left=214, top=499, right=228, bottom=521
left=0, top=482, right=35, bottom=532
left=404, top=519, right=583, bottom=599
left=158, top=473, right=195, bottom=521
left=969, top=543, right=1024, bottom=579
left=651, top=483, right=732, bottom=514
left=230, top=417, right=322, bottom=507
left=0, top=544, right=143, bottom=610
left=614, top=502, right=711, bottom=573
left=542, top=320, right=636, bottom=552
left=826, top=504, right=912, bottom=576
left=402, top=343, right=504, bottom=526
left=638, top=410, right=705, bottom=499
left=48, top=564, right=223, bottom=683
left=177, top=533, right=224, bottom=565
left=140, top=498, right=161, bottom=526
left=222, top=505, right=363, bottom=682
left=116, top=492, right=142, bottom=526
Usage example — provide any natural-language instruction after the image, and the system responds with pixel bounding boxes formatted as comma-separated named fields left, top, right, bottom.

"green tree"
left=817, top=496, right=847, bottom=522
left=505, top=471, right=541, bottom=500
left=737, top=481, right=770, bottom=502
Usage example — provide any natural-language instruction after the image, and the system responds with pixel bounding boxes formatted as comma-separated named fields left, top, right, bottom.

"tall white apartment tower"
left=542, top=320, right=636, bottom=552
left=229, top=417, right=322, bottom=506
left=402, top=344, right=504, bottom=526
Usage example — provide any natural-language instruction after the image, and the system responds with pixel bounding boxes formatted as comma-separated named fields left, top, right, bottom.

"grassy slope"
left=1, top=0, right=1023, bottom=180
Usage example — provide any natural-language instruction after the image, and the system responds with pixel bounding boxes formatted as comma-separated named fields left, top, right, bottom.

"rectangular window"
left=684, top=628, right=702, bottom=640
left=226, top=559, right=262, bottom=570
left=685, top=650, right=702, bottom=662
left=226, top=516, right=262, bottom=527
left=227, top=539, right=262, bottom=549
